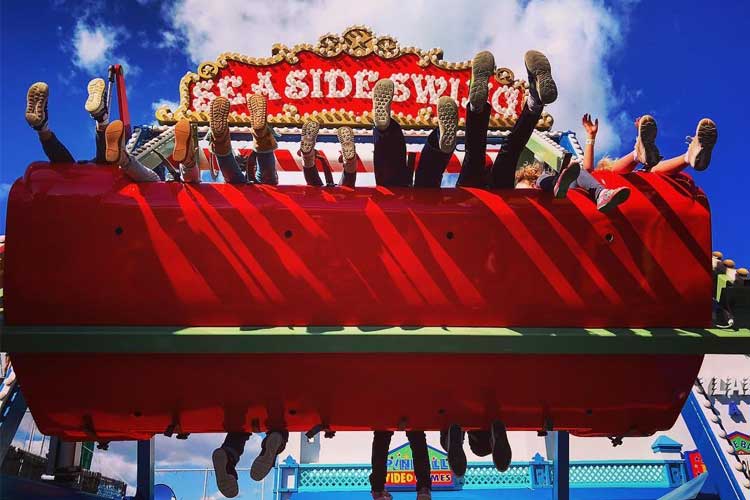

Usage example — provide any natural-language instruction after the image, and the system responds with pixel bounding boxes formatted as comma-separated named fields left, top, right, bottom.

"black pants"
left=457, top=103, right=542, bottom=188
left=40, top=129, right=106, bottom=163
left=439, top=428, right=493, bottom=456
left=370, top=430, right=431, bottom=492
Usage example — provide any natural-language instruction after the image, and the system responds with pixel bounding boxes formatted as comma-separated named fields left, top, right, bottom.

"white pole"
left=262, top=475, right=265, bottom=500
left=27, top=422, right=36, bottom=452
left=202, top=468, right=208, bottom=499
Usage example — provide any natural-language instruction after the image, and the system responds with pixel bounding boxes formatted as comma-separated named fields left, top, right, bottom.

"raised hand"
left=582, top=113, right=599, bottom=139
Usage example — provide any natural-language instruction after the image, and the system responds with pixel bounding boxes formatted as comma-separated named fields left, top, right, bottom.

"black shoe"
left=635, top=115, right=660, bottom=168
left=490, top=421, right=512, bottom=472
left=251, top=431, right=284, bottom=481
left=445, top=424, right=467, bottom=477
left=524, top=50, right=557, bottom=105
left=212, top=447, right=239, bottom=498
left=553, top=160, right=581, bottom=199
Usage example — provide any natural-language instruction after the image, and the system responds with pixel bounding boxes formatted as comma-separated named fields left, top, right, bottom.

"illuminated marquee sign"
left=156, top=26, right=554, bottom=130
left=385, top=443, right=456, bottom=490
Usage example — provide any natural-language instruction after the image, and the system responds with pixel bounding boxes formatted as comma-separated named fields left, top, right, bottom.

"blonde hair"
left=596, top=156, right=615, bottom=171
left=515, top=160, right=544, bottom=185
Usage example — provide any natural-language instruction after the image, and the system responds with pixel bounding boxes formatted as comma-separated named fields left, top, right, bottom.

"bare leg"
left=650, top=154, right=688, bottom=175
left=607, top=151, right=638, bottom=173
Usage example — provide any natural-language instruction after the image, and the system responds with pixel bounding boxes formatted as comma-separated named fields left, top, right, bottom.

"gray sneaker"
left=373, top=79, right=394, bottom=131
left=634, top=115, right=660, bottom=168
left=469, top=51, right=495, bottom=113
left=250, top=432, right=284, bottom=481
left=686, top=118, right=717, bottom=171
left=524, top=50, right=557, bottom=105
left=437, top=96, right=458, bottom=154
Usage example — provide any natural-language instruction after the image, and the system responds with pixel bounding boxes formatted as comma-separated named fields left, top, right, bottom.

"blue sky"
left=1, top=0, right=749, bottom=497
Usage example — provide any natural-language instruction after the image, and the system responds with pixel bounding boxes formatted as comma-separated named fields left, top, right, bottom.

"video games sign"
left=385, top=443, right=457, bottom=490
left=156, top=26, right=554, bottom=131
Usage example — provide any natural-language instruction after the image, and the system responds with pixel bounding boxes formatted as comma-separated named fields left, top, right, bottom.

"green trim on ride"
left=1, top=323, right=748, bottom=354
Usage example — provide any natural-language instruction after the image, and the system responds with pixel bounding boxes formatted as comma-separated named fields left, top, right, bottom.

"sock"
left=527, top=91, right=543, bottom=114
left=96, top=113, right=109, bottom=131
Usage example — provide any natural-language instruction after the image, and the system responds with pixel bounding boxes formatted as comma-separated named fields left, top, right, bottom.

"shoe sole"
left=598, top=188, right=631, bottom=213
left=251, top=432, right=284, bottom=481
left=173, top=120, right=191, bottom=163
left=446, top=425, right=467, bottom=476
left=469, top=51, right=495, bottom=111
left=26, top=82, right=49, bottom=129
left=210, top=97, right=230, bottom=140
left=524, top=50, right=557, bottom=105
left=105, top=121, right=124, bottom=163
left=491, top=421, right=512, bottom=472
left=437, top=97, right=458, bottom=153
left=554, top=162, right=581, bottom=199
left=300, top=121, right=320, bottom=155
left=636, top=116, right=660, bottom=167
left=337, top=126, right=356, bottom=163
left=693, top=118, right=717, bottom=171
left=373, top=79, right=394, bottom=130
left=85, top=78, right=106, bottom=116
left=212, top=448, right=239, bottom=498
left=248, top=94, right=267, bottom=131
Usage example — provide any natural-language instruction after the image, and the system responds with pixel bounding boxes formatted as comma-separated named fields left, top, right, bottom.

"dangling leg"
left=369, top=431, right=394, bottom=499
left=414, top=96, right=457, bottom=188
left=26, top=82, right=75, bottom=163
left=337, top=126, right=358, bottom=188
left=406, top=430, right=432, bottom=499
left=299, top=120, right=323, bottom=186
left=105, top=120, right=159, bottom=182
left=372, top=79, right=412, bottom=187
left=173, top=119, right=200, bottom=183
left=250, top=430, right=289, bottom=481
left=209, top=96, right=246, bottom=184
left=652, top=118, right=717, bottom=174
left=458, top=50, right=495, bottom=187
left=248, top=94, right=279, bottom=185
left=440, top=424, right=467, bottom=477
left=86, top=78, right=109, bottom=163
left=212, top=432, right=250, bottom=498
left=491, top=50, right=557, bottom=188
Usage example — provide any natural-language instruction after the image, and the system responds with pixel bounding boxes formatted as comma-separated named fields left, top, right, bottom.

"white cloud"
left=152, top=98, right=181, bottom=113
left=0, top=183, right=11, bottom=202
left=166, top=0, right=635, bottom=150
left=71, top=21, right=141, bottom=77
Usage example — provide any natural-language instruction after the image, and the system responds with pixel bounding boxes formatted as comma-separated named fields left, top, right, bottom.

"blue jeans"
left=458, top=102, right=542, bottom=188
left=216, top=151, right=277, bottom=184
left=537, top=166, right=604, bottom=199
left=373, top=121, right=452, bottom=188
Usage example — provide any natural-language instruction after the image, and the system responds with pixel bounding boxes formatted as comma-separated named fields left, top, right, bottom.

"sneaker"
left=490, top=420, right=512, bottom=472
left=634, top=115, right=660, bottom=168
left=524, top=50, right=557, bottom=105
left=596, top=187, right=631, bottom=213
left=209, top=96, right=231, bottom=154
left=26, top=82, right=49, bottom=130
left=469, top=51, right=495, bottom=112
left=686, top=118, right=717, bottom=171
left=85, top=78, right=107, bottom=119
left=250, top=431, right=284, bottom=481
left=172, top=119, right=194, bottom=167
left=372, top=491, right=393, bottom=500
left=553, top=160, right=581, bottom=199
left=373, top=79, right=394, bottom=130
left=212, top=447, right=239, bottom=498
left=416, top=487, right=432, bottom=500
left=300, top=120, right=320, bottom=156
left=337, top=126, right=357, bottom=164
left=247, top=93, right=267, bottom=131
left=104, top=120, right=125, bottom=163
left=446, top=424, right=467, bottom=477
left=437, top=96, right=458, bottom=154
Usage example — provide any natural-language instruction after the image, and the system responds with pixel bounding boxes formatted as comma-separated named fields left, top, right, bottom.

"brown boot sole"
left=373, top=79, right=394, bottom=130
left=337, top=126, right=356, bottom=163
left=248, top=94, right=267, bottom=131
left=636, top=115, right=660, bottom=167
left=692, top=118, right=717, bottom=171
left=300, top=120, right=320, bottom=155
left=437, top=96, right=458, bottom=153
left=173, top=119, right=192, bottom=164
left=26, top=82, right=49, bottom=129
left=105, top=120, right=124, bottom=163
left=524, top=50, right=557, bottom=105
left=469, top=51, right=495, bottom=111
left=209, top=97, right=230, bottom=143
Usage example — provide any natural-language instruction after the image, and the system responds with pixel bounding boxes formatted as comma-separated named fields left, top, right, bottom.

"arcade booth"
left=0, top=26, right=749, bottom=500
